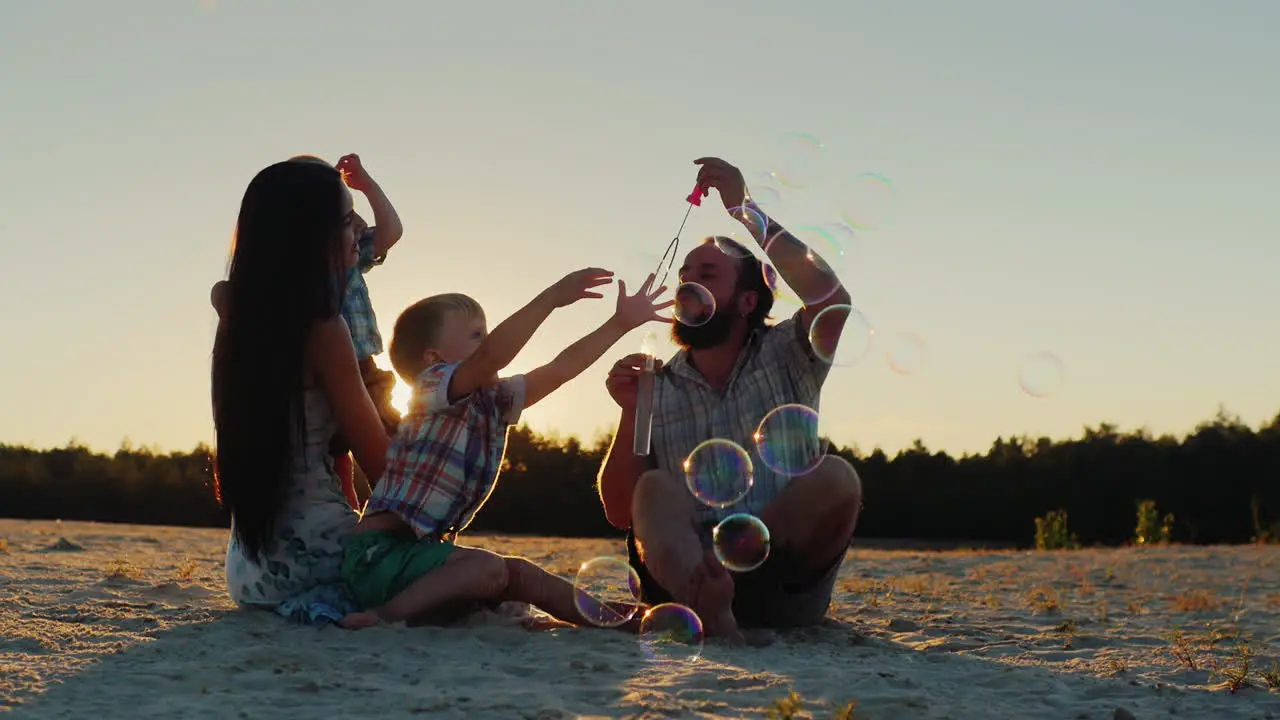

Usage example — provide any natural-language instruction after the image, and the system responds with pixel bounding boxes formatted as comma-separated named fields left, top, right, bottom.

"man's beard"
left=672, top=308, right=737, bottom=350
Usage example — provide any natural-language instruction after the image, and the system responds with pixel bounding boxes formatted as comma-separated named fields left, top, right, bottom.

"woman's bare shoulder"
left=304, top=317, right=355, bottom=386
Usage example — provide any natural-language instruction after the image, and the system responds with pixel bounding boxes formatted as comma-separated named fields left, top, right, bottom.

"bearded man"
left=597, top=157, right=863, bottom=641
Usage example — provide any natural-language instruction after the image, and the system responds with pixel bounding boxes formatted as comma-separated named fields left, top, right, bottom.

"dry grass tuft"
left=1100, top=656, right=1129, bottom=677
left=1026, top=586, right=1062, bottom=614
left=0, top=538, right=8, bottom=553
left=764, top=689, right=859, bottom=720
left=103, top=557, right=141, bottom=581
left=1259, top=660, right=1280, bottom=689
left=1211, top=638, right=1253, bottom=693
left=173, top=557, right=198, bottom=582
left=1171, top=588, right=1221, bottom=613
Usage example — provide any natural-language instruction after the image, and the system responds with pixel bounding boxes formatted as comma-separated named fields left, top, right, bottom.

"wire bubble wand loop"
left=634, top=180, right=706, bottom=457
left=651, top=181, right=708, bottom=290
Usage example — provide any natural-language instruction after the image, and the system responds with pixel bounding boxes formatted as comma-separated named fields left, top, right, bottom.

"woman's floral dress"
left=224, top=387, right=359, bottom=624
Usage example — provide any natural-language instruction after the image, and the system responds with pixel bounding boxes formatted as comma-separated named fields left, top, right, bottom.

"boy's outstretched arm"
left=523, top=275, right=671, bottom=407
left=337, top=154, right=403, bottom=257
left=448, top=268, right=616, bottom=403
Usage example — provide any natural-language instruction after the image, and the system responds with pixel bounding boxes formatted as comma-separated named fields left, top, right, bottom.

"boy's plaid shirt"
left=341, top=229, right=384, bottom=359
left=362, top=362, right=526, bottom=539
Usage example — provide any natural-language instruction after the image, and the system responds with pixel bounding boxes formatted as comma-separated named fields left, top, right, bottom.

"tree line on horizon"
left=0, top=406, right=1277, bottom=548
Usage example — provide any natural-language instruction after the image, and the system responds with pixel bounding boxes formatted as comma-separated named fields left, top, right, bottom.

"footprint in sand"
left=147, top=581, right=217, bottom=598
left=63, top=586, right=123, bottom=603
left=41, top=538, right=84, bottom=552
left=886, top=617, right=921, bottom=632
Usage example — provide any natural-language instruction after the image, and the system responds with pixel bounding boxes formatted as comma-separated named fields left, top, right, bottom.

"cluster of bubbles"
left=570, top=133, right=1070, bottom=662
left=750, top=131, right=1067, bottom=397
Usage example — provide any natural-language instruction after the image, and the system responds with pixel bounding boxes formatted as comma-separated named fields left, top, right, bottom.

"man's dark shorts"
left=625, top=522, right=846, bottom=629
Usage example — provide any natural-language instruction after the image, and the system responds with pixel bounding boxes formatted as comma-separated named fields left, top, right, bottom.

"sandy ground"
left=1, top=519, right=1278, bottom=719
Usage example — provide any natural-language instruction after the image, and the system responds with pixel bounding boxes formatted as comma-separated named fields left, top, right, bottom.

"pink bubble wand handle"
left=685, top=181, right=707, bottom=207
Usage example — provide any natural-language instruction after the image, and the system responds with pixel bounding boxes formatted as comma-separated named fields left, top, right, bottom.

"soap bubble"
left=838, top=173, right=897, bottom=230
left=683, top=439, right=754, bottom=508
left=768, top=132, right=825, bottom=189
left=808, top=304, right=874, bottom=366
left=572, top=556, right=643, bottom=628
left=1018, top=351, right=1065, bottom=398
left=886, top=332, right=928, bottom=375
left=754, top=403, right=825, bottom=477
left=638, top=603, right=704, bottom=663
left=712, top=513, right=772, bottom=573
left=673, top=282, right=715, bottom=327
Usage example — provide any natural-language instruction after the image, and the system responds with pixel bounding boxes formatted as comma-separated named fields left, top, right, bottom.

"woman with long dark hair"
left=213, top=158, right=390, bottom=614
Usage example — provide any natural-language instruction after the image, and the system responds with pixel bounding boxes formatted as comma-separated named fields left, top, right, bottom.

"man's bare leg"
left=631, top=469, right=743, bottom=641
left=340, top=547, right=508, bottom=629
left=758, top=455, right=862, bottom=580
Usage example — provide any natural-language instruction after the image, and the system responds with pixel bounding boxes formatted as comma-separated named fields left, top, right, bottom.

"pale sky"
left=2, top=0, right=1277, bottom=457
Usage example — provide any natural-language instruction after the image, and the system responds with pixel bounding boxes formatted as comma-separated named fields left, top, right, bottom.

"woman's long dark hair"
left=212, top=159, right=349, bottom=563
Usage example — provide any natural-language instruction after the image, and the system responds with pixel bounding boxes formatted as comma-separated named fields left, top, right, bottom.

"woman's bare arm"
left=308, top=318, right=390, bottom=484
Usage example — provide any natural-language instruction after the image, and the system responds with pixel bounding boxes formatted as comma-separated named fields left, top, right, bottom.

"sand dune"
left=1, top=519, right=1278, bottom=719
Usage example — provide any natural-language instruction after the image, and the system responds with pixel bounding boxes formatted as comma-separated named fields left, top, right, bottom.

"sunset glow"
left=374, top=354, right=414, bottom=417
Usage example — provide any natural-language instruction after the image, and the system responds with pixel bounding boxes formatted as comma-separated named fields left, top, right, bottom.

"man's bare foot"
left=688, top=551, right=744, bottom=644
left=339, top=610, right=383, bottom=630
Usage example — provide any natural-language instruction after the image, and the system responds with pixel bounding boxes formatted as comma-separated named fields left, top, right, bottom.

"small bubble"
left=769, top=133, right=825, bottom=189
left=673, top=282, right=716, bottom=327
left=808, top=304, right=874, bottom=366
left=886, top=332, right=928, bottom=375
left=1018, top=351, right=1065, bottom=398
left=572, top=556, right=643, bottom=628
left=712, top=514, right=772, bottom=573
left=754, top=403, right=826, bottom=477
left=838, top=173, right=897, bottom=230
left=683, top=439, right=754, bottom=508
left=638, top=603, right=704, bottom=663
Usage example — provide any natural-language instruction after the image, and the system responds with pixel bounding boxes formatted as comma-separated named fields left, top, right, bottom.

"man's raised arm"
left=693, top=157, right=852, bottom=331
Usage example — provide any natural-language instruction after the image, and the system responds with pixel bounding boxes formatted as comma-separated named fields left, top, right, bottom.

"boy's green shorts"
left=340, top=529, right=456, bottom=610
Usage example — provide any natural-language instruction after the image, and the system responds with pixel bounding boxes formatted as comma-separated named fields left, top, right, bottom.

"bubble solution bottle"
left=633, top=332, right=656, bottom=455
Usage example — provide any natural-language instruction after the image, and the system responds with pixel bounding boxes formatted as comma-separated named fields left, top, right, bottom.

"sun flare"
left=373, top=354, right=413, bottom=417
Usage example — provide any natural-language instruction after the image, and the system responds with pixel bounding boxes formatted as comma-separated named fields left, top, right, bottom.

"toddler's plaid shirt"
left=341, top=229, right=384, bottom=359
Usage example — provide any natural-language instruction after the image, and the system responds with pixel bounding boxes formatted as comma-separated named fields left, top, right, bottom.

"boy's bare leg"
left=501, top=557, right=580, bottom=624
left=340, top=547, right=508, bottom=629
left=502, top=557, right=643, bottom=631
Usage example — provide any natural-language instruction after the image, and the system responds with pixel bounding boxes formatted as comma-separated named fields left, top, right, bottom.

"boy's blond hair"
left=389, top=293, right=485, bottom=382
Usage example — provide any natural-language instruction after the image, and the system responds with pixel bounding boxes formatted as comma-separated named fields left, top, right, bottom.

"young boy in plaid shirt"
left=338, top=268, right=671, bottom=629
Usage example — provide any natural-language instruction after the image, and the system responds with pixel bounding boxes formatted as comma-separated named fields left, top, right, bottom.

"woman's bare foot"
left=339, top=610, right=384, bottom=630
left=688, top=551, right=744, bottom=644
